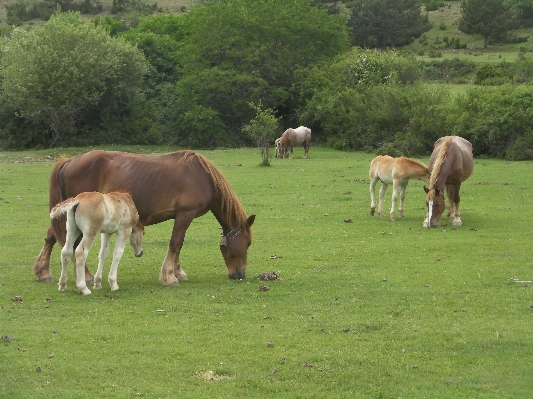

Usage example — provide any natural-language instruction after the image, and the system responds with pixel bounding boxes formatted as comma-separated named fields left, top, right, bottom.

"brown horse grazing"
left=33, top=150, right=255, bottom=286
left=278, top=126, right=311, bottom=158
left=369, top=155, right=430, bottom=221
left=424, top=136, right=474, bottom=228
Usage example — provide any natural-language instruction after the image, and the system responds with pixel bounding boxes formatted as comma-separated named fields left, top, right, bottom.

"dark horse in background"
left=33, top=150, right=255, bottom=286
left=424, top=136, right=474, bottom=228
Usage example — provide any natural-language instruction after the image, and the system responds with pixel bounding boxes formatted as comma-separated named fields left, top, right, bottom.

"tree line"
left=1, top=0, right=533, bottom=159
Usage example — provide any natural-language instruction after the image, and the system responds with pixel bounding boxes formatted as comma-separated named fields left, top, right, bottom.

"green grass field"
left=1, top=146, right=532, bottom=398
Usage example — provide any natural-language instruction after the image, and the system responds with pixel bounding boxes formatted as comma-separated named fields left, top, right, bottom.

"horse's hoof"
left=160, top=276, right=180, bottom=287
left=176, top=270, right=188, bottom=282
left=370, top=208, right=375, bottom=216
left=390, top=217, right=396, bottom=222
left=79, top=287, right=92, bottom=295
left=38, top=274, right=54, bottom=283
left=452, top=220, right=462, bottom=227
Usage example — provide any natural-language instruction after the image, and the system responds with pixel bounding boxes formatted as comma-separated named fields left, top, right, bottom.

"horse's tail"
left=49, top=156, right=71, bottom=245
left=50, top=198, right=79, bottom=220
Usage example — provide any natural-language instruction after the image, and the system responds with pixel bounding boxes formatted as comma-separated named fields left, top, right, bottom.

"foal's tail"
left=49, top=156, right=71, bottom=245
left=50, top=198, right=79, bottom=220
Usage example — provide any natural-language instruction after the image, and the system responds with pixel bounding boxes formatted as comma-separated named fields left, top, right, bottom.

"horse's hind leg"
left=390, top=180, right=400, bottom=221
left=74, top=235, right=96, bottom=295
left=369, top=176, right=378, bottom=216
left=378, top=183, right=388, bottom=218
left=94, top=233, right=111, bottom=290
left=33, top=226, right=56, bottom=282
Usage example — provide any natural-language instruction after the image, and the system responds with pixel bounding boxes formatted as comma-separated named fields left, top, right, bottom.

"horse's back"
left=59, top=150, right=214, bottom=224
left=430, top=136, right=473, bottom=183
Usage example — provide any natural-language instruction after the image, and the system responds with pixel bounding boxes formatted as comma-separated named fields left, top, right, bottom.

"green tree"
left=0, top=10, right=149, bottom=146
left=349, top=0, right=427, bottom=48
left=242, top=103, right=280, bottom=166
left=459, top=0, right=513, bottom=48
left=173, top=0, right=349, bottom=146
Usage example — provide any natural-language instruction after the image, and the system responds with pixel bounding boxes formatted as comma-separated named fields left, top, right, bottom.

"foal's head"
left=424, top=186, right=445, bottom=228
left=130, top=221, right=144, bottom=258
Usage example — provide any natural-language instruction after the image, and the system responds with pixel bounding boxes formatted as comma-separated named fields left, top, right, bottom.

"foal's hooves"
left=370, top=209, right=375, bottom=216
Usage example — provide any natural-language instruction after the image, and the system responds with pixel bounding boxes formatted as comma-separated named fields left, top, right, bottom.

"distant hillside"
left=406, top=1, right=533, bottom=63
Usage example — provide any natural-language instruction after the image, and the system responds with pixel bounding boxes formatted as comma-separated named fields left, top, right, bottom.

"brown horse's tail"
left=49, top=156, right=71, bottom=246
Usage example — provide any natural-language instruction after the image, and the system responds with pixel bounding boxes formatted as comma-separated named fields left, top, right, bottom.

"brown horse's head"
left=424, top=186, right=445, bottom=228
left=219, top=215, right=255, bottom=279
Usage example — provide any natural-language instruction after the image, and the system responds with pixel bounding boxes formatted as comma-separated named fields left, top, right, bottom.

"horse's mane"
left=178, top=150, right=249, bottom=230
left=429, top=136, right=454, bottom=188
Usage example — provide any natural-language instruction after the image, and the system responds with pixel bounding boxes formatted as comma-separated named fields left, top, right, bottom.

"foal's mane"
left=429, top=136, right=454, bottom=188
left=178, top=150, right=249, bottom=229
left=400, top=156, right=427, bottom=168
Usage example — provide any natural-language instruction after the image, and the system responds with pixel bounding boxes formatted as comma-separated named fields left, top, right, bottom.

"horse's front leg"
left=159, top=214, right=194, bottom=286
left=390, top=180, right=399, bottom=221
left=94, top=233, right=111, bottom=290
left=33, top=226, right=56, bottom=282
left=398, top=181, right=408, bottom=219
left=447, top=184, right=462, bottom=227
left=378, top=183, right=388, bottom=218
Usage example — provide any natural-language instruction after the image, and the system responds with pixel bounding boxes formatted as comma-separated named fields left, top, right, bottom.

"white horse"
left=50, top=191, right=144, bottom=295
left=369, top=156, right=430, bottom=221
left=279, top=126, right=311, bottom=158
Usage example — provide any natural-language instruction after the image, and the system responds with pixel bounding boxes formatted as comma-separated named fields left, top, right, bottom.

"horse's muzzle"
left=229, top=268, right=246, bottom=280
left=135, top=250, right=144, bottom=258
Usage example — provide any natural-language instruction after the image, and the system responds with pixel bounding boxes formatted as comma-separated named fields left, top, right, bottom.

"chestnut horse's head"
left=424, top=186, right=445, bottom=228
left=219, top=215, right=255, bottom=279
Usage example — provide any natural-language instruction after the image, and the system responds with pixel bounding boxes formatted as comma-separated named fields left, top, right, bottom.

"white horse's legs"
left=75, top=236, right=95, bottom=295
left=108, top=230, right=128, bottom=291
left=378, top=183, right=388, bottom=218
left=94, top=233, right=111, bottom=290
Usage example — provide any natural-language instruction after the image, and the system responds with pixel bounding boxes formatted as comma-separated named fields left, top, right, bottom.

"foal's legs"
left=390, top=179, right=400, bottom=221
left=106, top=230, right=129, bottom=291
left=74, top=234, right=97, bottom=295
left=398, top=181, right=408, bottom=219
left=94, top=233, right=111, bottom=290
left=58, top=231, right=80, bottom=292
left=369, top=175, right=379, bottom=216
left=378, top=182, right=388, bottom=218
left=159, top=213, right=194, bottom=286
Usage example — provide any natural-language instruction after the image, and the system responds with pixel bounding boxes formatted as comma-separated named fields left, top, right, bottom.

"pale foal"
left=50, top=191, right=144, bottom=295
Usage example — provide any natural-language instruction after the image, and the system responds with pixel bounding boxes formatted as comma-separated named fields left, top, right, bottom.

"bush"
left=449, top=85, right=533, bottom=159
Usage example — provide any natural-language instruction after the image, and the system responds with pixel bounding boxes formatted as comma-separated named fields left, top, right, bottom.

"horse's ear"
left=424, top=186, right=429, bottom=193
left=246, top=215, right=256, bottom=228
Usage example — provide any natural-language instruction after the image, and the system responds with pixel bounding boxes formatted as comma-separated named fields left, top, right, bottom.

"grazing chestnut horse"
left=369, top=155, right=430, bottom=221
left=34, top=150, right=255, bottom=286
left=424, top=136, right=474, bottom=228
left=278, top=126, right=311, bottom=158
left=50, top=191, right=144, bottom=295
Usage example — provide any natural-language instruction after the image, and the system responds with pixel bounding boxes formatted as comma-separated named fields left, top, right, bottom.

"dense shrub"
left=420, top=58, right=477, bottom=83
left=449, top=85, right=533, bottom=159
left=475, top=62, right=514, bottom=85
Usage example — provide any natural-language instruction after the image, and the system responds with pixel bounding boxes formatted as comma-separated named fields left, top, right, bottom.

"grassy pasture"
left=1, top=146, right=532, bottom=398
